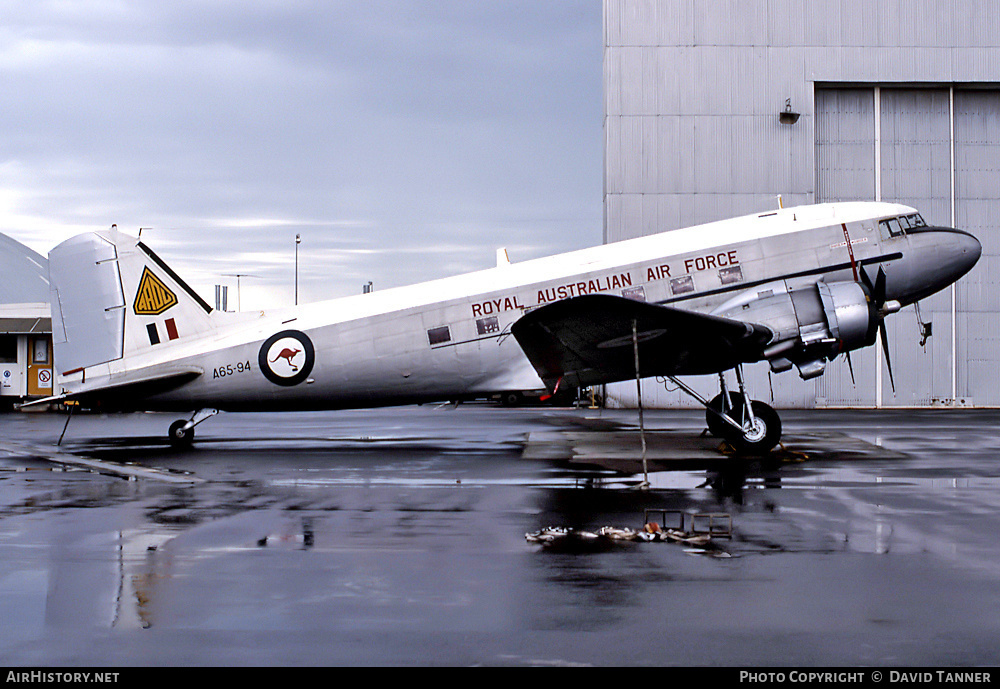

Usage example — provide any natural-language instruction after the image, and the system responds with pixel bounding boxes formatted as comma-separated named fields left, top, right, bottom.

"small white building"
left=0, top=233, right=53, bottom=408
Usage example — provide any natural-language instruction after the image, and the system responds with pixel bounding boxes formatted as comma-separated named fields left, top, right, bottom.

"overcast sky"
left=1, top=1, right=603, bottom=309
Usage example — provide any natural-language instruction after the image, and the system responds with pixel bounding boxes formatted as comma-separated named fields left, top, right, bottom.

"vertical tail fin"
left=50, top=227, right=215, bottom=375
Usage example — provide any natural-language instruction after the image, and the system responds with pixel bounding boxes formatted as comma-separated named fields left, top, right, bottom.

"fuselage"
left=69, top=201, right=981, bottom=412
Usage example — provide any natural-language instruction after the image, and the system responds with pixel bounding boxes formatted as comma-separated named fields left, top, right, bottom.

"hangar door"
left=815, top=87, right=1000, bottom=407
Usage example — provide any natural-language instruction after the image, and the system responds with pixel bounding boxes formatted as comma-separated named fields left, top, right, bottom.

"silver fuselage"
left=58, top=201, right=981, bottom=412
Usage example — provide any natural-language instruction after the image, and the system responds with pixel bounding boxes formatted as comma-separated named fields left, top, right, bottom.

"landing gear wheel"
left=706, top=392, right=742, bottom=437
left=723, top=401, right=781, bottom=455
left=500, top=391, right=523, bottom=407
left=168, top=420, right=194, bottom=449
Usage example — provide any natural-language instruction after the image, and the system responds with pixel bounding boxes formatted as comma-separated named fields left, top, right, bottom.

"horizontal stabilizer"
left=510, top=294, right=771, bottom=391
left=21, top=366, right=203, bottom=410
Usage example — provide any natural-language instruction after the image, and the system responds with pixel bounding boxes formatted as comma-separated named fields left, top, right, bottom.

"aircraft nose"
left=955, top=228, right=983, bottom=276
left=899, top=226, right=981, bottom=303
left=936, top=227, right=983, bottom=282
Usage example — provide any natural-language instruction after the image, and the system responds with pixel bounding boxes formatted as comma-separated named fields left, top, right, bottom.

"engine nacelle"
left=814, top=281, right=872, bottom=352
left=713, top=280, right=874, bottom=380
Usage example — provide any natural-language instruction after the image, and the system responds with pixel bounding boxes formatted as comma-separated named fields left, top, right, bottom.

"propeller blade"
left=879, top=321, right=895, bottom=393
left=859, top=265, right=873, bottom=292
left=859, top=264, right=894, bottom=392
left=845, top=351, right=856, bottom=386
left=874, top=267, right=887, bottom=305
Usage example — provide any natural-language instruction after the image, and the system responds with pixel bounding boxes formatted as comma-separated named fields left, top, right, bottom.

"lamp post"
left=295, top=234, right=301, bottom=305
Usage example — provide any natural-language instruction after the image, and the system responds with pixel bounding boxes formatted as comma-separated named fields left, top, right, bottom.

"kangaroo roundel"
left=259, top=330, right=315, bottom=386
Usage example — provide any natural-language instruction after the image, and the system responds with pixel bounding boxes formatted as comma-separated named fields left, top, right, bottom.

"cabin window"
left=670, top=275, right=694, bottom=295
left=427, top=325, right=451, bottom=346
left=900, top=213, right=927, bottom=229
left=622, top=286, right=646, bottom=302
left=719, top=265, right=743, bottom=285
left=476, top=317, right=499, bottom=335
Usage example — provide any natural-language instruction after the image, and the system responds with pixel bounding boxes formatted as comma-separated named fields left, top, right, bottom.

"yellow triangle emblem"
left=133, top=267, right=179, bottom=315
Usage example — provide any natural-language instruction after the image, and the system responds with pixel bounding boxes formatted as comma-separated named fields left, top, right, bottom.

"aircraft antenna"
left=221, top=273, right=260, bottom=312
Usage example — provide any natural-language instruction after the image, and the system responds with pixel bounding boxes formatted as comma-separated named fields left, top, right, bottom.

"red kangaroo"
left=270, top=347, right=301, bottom=371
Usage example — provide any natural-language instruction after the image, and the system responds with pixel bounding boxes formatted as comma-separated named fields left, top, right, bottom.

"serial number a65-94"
left=214, top=361, right=252, bottom=379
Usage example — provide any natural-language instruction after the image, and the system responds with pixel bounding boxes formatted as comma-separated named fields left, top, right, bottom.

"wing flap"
left=510, top=294, right=771, bottom=390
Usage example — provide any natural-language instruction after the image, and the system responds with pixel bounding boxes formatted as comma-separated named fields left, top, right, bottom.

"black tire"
left=723, top=401, right=781, bottom=455
left=706, top=392, right=742, bottom=437
left=500, top=391, right=523, bottom=407
left=168, top=419, right=194, bottom=449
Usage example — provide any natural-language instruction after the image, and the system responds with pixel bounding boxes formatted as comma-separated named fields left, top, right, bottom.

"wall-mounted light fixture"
left=779, top=98, right=800, bottom=125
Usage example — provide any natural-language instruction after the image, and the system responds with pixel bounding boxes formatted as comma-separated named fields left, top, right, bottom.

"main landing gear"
left=670, top=365, right=781, bottom=455
left=625, top=317, right=780, bottom=458
left=168, top=409, right=219, bottom=449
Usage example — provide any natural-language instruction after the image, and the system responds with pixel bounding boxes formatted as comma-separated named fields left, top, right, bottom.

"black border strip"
left=137, top=241, right=214, bottom=314
left=430, top=333, right=501, bottom=350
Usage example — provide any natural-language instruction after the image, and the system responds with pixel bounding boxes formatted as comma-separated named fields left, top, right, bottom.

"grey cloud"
left=0, top=1, right=603, bottom=308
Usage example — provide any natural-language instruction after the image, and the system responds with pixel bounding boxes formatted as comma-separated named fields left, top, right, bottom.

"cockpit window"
left=879, top=217, right=905, bottom=238
left=879, top=213, right=927, bottom=239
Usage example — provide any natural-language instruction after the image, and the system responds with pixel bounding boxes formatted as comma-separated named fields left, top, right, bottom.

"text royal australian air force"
left=469, top=248, right=742, bottom=317
left=462, top=202, right=901, bottom=320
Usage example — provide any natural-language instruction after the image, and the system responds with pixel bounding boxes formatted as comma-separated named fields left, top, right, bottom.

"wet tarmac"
left=1, top=404, right=1000, bottom=666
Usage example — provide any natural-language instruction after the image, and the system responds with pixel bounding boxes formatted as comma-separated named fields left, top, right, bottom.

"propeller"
left=859, top=265, right=896, bottom=393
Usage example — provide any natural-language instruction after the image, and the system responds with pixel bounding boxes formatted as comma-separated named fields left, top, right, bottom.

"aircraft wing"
left=510, top=294, right=772, bottom=391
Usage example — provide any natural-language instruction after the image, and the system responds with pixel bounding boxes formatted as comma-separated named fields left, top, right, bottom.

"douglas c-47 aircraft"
left=33, top=201, right=980, bottom=453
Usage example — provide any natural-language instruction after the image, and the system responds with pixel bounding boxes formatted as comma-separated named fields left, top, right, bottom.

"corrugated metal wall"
left=604, top=0, right=1000, bottom=408
left=812, top=89, right=878, bottom=407
left=880, top=88, right=952, bottom=405
left=954, top=91, right=1000, bottom=404
left=816, top=88, right=953, bottom=407
left=815, top=87, right=1000, bottom=407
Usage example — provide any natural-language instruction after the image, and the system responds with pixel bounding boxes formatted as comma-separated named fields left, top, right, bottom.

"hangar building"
left=603, top=0, right=1000, bottom=408
left=0, top=233, right=52, bottom=407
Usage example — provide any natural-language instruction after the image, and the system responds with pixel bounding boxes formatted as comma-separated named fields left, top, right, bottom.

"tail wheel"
left=723, top=401, right=781, bottom=455
left=168, top=420, right=194, bottom=449
left=500, top=391, right=523, bottom=407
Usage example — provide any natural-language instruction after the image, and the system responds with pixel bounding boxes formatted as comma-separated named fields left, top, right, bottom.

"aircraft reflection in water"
left=32, top=202, right=979, bottom=452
